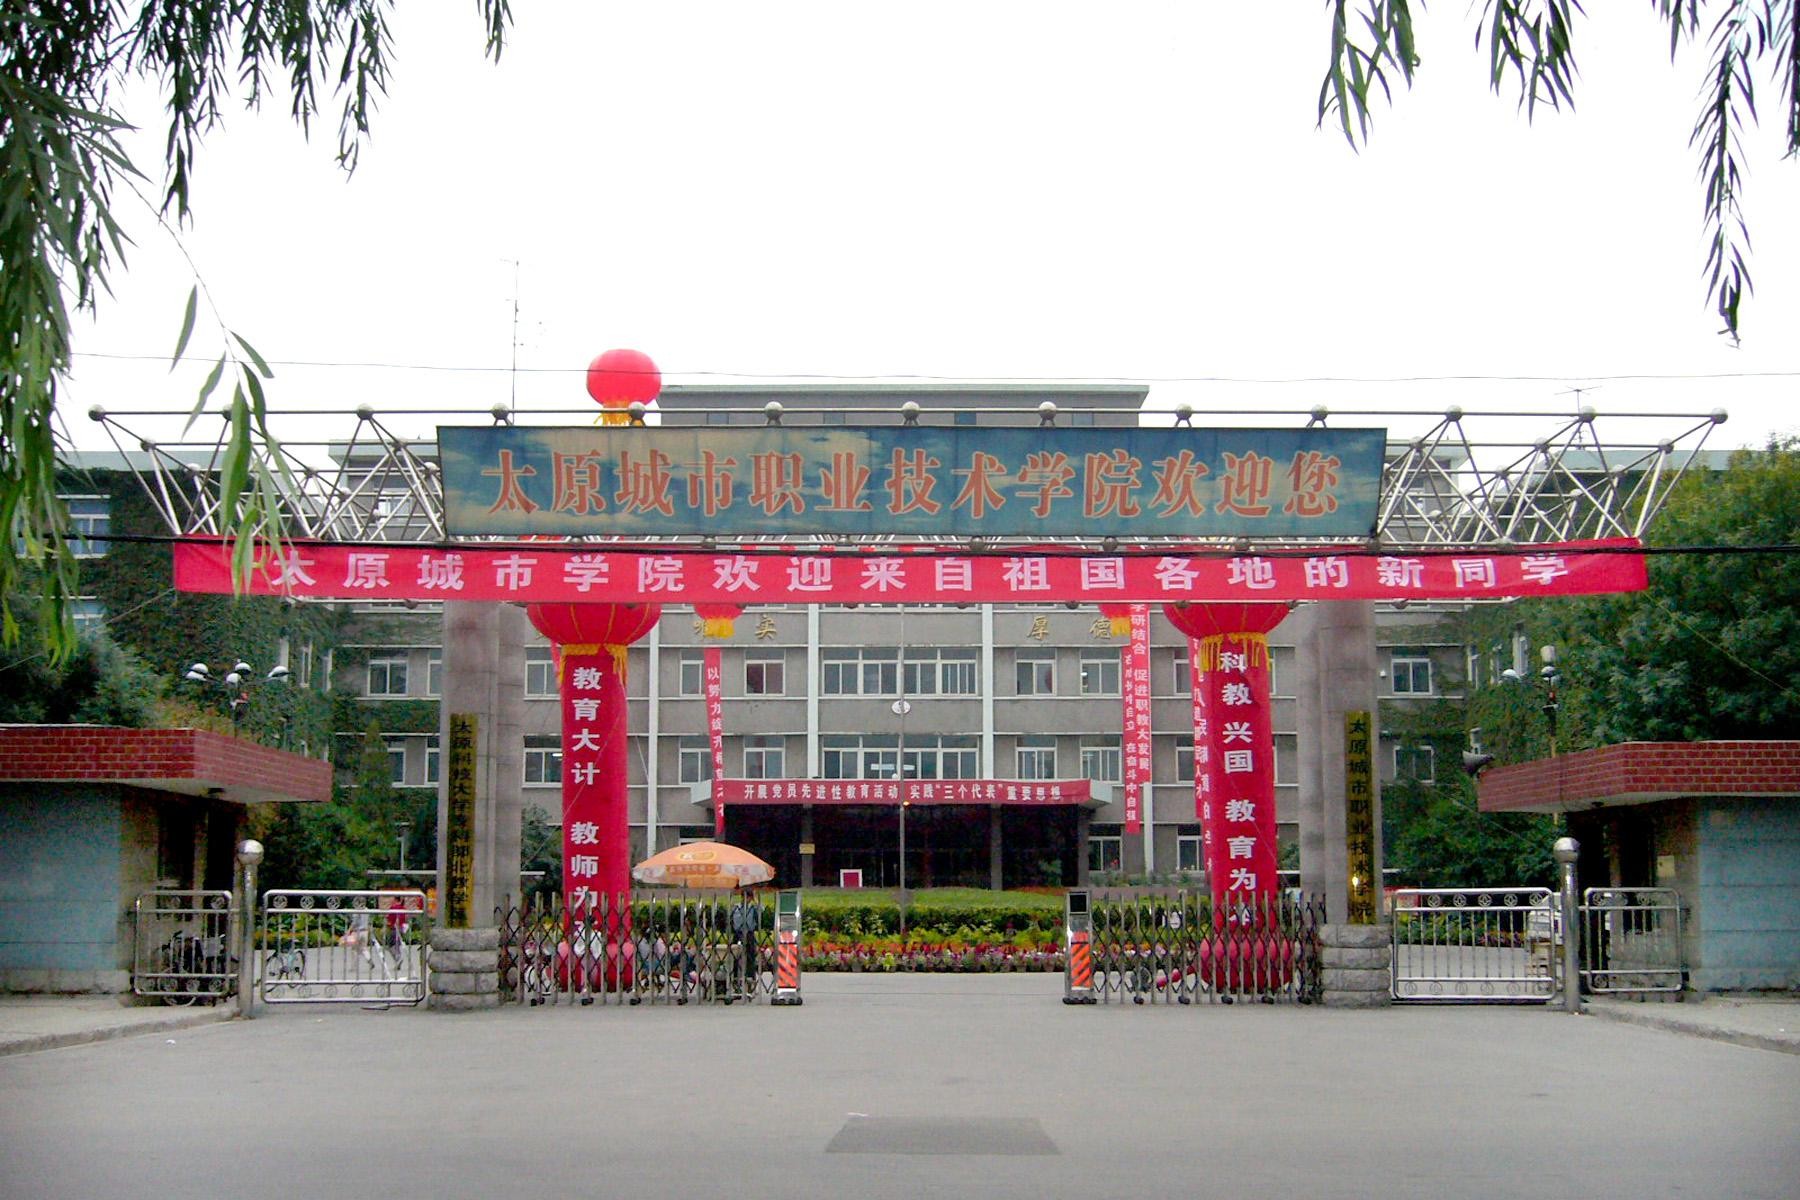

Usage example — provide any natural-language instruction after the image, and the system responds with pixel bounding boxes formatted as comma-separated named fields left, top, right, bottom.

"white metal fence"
left=258, top=889, right=429, bottom=1007
left=131, top=890, right=236, bottom=1004
left=1390, top=888, right=1559, bottom=1002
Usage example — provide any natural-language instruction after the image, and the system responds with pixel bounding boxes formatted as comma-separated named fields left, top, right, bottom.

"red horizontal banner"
left=714, top=778, right=1094, bottom=807
left=173, top=538, right=1646, bottom=604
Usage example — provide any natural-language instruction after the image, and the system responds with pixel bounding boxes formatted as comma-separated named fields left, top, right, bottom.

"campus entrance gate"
left=256, top=889, right=428, bottom=1007
left=138, top=376, right=1712, bottom=973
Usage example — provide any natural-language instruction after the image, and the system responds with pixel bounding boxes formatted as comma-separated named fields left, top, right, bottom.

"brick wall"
left=1479, top=741, right=1800, bottom=813
left=0, top=726, right=329, bottom=803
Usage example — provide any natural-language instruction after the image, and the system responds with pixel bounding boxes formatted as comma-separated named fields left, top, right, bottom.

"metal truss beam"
left=75, top=400, right=1731, bottom=552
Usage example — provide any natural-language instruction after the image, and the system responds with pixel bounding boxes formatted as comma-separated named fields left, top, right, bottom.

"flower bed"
left=802, top=939, right=1066, bottom=972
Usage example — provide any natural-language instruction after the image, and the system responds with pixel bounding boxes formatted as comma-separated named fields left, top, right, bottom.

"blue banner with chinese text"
left=437, top=425, right=1386, bottom=539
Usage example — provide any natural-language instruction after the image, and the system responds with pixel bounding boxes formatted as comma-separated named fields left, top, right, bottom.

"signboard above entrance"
left=437, top=425, right=1388, bottom=539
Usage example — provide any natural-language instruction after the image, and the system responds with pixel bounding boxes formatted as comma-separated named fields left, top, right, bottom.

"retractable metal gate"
left=1077, top=889, right=1323, bottom=1005
left=258, top=889, right=429, bottom=1006
left=1391, top=888, right=1559, bottom=1002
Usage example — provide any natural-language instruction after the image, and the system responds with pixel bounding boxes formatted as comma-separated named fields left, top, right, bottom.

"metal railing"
left=132, top=890, right=236, bottom=1004
left=258, top=890, right=429, bottom=1006
left=1391, top=888, right=1559, bottom=1003
left=1081, top=890, right=1323, bottom=1005
left=1581, top=888, right=1684, bottom=995
left=497, top=892, right=776, bottom=1006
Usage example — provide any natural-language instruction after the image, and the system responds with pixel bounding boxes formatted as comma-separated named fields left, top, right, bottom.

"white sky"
left=64, top=2, right=1800, bottom=458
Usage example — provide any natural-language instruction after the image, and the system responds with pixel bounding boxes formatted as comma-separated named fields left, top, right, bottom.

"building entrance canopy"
left=173, top=537, right=1647, bottom=604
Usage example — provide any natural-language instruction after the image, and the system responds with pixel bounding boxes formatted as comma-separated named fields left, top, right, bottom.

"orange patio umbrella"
left=631, top=841, right=775, bottom=889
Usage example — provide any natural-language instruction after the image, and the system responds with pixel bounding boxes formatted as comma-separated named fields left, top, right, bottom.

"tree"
left=1321, top=2, right=1799, bottom=343
left=0, top=571, right=166, bottom=726
left=1537, top=440, right=1800, bottom=743
left=253, top=721, right=412, bottom=890
left=0, top=1, right=511, bottom=658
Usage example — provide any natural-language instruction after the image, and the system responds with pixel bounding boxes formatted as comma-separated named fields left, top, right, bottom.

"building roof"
left=0, top=725, right=331, bottom=805
left=1477, top=740, right=1800, bottom=814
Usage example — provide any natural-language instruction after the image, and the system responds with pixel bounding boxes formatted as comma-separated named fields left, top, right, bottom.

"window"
left=523, top=735, right=561, bottom=785
left=677, top=651, right=705, bottom=697
left=1465, top=646, right=1483, bottom=691
left=678, top=736, right=713, bottom=784
left=1088, top=826, right=1123, bottom=874
left=1396, top=744, right=1436, bottom=784
left=903, top=735, right=979, bottom=780
left=525, top=646, right=556, bottom=698
left=1079, top=649, right=1121, bottom=696
left=744, top=650, right=784, bottom=696
left=1390, top=648, right=1433, bottom=695
left=822, top=647, right=899, bottom=696
left=904, top=648, right=978, bottom=696
left=1016, top=736, right=1057, bottom=780
left=383, top=737, right=407, bottom=785
left=66, top=496, right=110, bottom=557
left=1174, top=741, right=1195, bottom=782
left=426, top=650, right=443, bottom=698
left=743, top=735, right=784, bottom=779
left=1177, top=833, right=1204, bottom=874
left=1171, top=651, right=1191, bottom=697
left=821, top=734, right=899, bottom=780
left=423, top=735, right=441, bottom=786
left=367, top=654, right=408, bottom=697
left=1080, top=735, right=1121, bottom=783
left=1015, top=650, right=1055, bottom=696
left=70, top=597, right=106, bottom=636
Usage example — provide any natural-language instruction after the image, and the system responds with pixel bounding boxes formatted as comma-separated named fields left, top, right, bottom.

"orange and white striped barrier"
left=772, top=927, right=802, bottom=1006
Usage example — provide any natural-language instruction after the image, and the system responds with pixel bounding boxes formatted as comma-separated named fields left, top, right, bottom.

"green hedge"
left=799, top=888, right=1065, bottom=938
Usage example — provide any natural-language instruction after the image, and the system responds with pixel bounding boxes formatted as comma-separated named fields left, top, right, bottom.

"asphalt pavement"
left=1, top=979, right=1796, bottom=1200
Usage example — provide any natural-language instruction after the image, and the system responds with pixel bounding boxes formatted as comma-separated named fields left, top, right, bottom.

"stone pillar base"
left=1319, top=923, right=1393, bottom=1008
left=429, top=926, right=501, bottom=1011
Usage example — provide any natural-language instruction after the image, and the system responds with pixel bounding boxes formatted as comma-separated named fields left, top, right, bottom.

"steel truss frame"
left=76, top=399, right=1730, bottom=551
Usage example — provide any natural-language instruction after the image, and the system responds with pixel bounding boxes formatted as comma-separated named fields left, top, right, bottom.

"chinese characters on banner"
left=436, top=425, right=1388, bottom=540
left=1196, top=633, right=1281, bottom=914
left=1120, top=606, right=1152, bottom=834
left=1345, top=711, right=1378, bottom=923
left=557, top=648, right=630, bottom=913
left=443, top=714, right=479, bottom=928
left=704, top=646, right=726, bottom=837
left=713, top=778, right=1092, bottom=806
left=174, top=539, right=1652, bottom=606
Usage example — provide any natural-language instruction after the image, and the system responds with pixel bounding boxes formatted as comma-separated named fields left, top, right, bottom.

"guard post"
left=1063, top=889, right=1096, bottom=1004
left=771, top=888, right=803, bottom=1006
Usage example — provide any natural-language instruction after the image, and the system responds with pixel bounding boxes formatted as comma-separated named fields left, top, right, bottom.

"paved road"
left=2, top=976, right=1796, bottom=1200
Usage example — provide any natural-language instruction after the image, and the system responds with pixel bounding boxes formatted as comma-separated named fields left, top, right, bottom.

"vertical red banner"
left=1189, top=640, right=1220, bottom=883
left=1120, top=605, right=1152, bottom=834
left=558, top=648, right=631, bottom=909
left=1197, top=632, right=1280, bottom=914
left=704, top=645, right=726, bottom=837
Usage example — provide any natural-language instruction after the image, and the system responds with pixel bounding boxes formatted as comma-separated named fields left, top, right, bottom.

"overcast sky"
left=64, top=2, right=1799, bottom=460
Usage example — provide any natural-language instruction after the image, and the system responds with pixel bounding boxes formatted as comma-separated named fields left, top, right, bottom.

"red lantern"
left=585, top=348, right=661, bottom=410
left=1162, top=602, right=1289, bottom=641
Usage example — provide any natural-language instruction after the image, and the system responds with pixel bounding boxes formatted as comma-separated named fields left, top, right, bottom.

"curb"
left=1585, top=1003, right=1800, bottom=1056
left=0, top=1007, right=237, bottom=1059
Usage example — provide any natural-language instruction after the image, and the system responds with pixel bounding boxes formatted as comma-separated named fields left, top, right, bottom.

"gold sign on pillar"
left=1345, top=710, right=1377, bottom=923
left=444, top=713, right=479, bottom=928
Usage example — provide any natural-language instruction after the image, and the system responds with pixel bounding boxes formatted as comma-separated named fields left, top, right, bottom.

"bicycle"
left=263, top=946, right=306, bottom=983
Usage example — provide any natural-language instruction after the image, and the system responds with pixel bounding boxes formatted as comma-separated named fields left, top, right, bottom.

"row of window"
left=362, top=644, right=1446, bottom=701
left=378, top=733, right=1434, bottom=788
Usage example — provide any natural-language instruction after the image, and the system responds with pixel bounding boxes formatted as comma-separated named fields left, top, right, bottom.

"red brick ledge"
left=1477, top=740, right=1800, bottom=814
left=0, top=725, right=330, bottom=804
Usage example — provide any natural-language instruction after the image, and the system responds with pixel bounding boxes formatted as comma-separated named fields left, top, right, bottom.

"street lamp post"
left=184, top=659, right=291, bottom=725
left=1501, top=644, right=1562, bottom=758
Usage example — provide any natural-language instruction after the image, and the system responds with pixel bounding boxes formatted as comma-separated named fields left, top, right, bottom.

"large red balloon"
left=585, top=349, right=661, bottom=408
